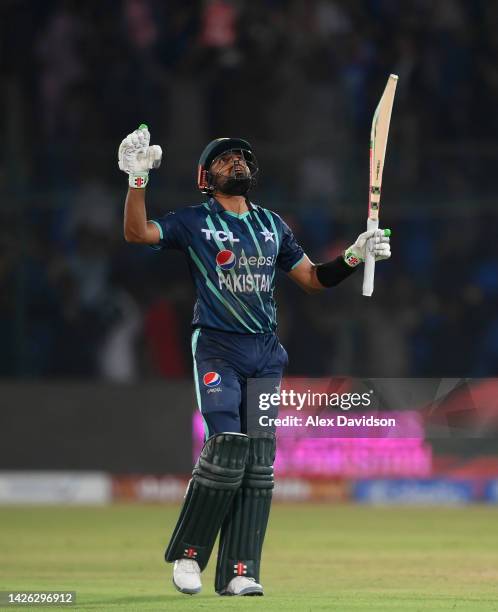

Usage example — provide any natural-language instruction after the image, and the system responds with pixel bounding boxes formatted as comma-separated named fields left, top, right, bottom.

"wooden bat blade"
left=368, top=73, right=398, bottom=222
left=363, top=73, right=398, bottom=297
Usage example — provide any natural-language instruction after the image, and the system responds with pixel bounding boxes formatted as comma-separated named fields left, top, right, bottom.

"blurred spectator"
left=99, top=290, right=142, bottom=382
left=143, top=295, right=188, bottom=378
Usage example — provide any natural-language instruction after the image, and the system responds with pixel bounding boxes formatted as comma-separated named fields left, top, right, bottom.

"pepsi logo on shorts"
left=216, top=250, right=236, bottom=271
left=203, top=371, right=221, bottom=387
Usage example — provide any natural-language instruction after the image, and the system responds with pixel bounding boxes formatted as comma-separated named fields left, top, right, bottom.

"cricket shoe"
left=220, top=576, right=264, bottom=596
left=172, top=559, right=201, bottom=595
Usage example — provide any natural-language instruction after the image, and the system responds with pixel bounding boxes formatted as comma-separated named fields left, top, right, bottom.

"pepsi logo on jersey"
left=215, top=250, right=276, bottom=271
left=216, top=250, right=236, bottom=271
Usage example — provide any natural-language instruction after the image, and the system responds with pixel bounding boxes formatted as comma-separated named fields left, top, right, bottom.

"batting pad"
left=165, top=433, right=249, bottom=570
left=215, top=433, right=276, bottom=593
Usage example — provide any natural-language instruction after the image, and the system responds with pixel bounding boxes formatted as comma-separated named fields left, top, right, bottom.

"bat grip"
left=362, top=218, right=378, bottom=297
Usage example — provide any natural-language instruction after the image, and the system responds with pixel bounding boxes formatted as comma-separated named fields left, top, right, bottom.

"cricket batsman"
left=119, top=125, right=391, bottom=596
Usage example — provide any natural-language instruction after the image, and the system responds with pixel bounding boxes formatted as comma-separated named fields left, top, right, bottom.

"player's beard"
left=213, top=173, right=253, bottom=196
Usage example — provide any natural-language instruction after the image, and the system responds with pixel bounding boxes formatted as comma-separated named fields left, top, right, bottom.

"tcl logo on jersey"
left=201, top=228, right=240, bottom=242
left=203, top=372, right=221, bottom=387
left=216, top=250, right=236, bottom=271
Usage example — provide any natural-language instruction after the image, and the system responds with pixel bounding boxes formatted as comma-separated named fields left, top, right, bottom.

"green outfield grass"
left=1, top=504, right=498, bottom=611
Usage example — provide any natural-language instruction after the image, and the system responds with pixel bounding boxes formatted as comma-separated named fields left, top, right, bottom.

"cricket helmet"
left=197, top=137, right=258, bottom=195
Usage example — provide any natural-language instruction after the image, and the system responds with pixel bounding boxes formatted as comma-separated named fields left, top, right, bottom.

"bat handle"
left=362, top=217, right=378, bottom=297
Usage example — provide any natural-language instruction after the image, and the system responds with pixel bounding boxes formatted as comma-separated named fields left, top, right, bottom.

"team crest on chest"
left=259, top=228, right=274, bottom=243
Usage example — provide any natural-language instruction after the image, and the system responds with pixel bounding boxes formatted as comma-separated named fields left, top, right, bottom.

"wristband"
left=129, top=172, right=149, bottom=189
left=315, top=255, right=358, bottom=288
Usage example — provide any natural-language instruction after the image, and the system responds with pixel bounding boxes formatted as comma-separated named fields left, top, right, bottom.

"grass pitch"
left=0, top=504, right=497, bottom=611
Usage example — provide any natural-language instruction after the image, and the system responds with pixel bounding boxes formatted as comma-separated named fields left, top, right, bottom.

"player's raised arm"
left=118, top=124, right=163, bottom=244
left=288, top=229, right=391, bottom=293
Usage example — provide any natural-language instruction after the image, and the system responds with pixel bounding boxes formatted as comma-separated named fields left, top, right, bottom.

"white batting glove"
left=118, top=123, right=163, bottom=188
left=343, top=229, right=391, bottom=267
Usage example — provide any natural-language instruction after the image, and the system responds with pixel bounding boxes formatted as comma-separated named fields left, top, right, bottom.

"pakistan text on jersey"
left=218, top=272, right=272, bottom=293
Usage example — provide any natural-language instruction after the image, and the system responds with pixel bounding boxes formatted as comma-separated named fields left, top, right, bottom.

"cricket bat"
left=363, top=74, right=398, bottom=297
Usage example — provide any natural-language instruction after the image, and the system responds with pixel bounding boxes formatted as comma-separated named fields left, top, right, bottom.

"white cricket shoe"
left=172, top=559, right=202, bottom=595
left=221, top=576, right=264, bottom=596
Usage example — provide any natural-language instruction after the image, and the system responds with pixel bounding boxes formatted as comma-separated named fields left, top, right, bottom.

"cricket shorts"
left=191, top=328, right=288, bottom=438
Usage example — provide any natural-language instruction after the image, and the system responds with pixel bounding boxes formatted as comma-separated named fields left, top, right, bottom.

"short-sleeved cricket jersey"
left=150, top=197, right=304, bottom=334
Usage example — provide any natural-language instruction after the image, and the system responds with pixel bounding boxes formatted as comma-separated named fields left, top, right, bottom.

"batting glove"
left=118, top=124, right=163, bottom=189
left=344, top=229, right=391, bottom=267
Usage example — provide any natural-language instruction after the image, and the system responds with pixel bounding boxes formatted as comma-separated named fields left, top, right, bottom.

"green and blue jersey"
left=150, top=197, right=304, bottom=334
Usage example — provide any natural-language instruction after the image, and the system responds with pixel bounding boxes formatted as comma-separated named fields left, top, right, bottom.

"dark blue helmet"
left=197, top=137, right=258, bottom=195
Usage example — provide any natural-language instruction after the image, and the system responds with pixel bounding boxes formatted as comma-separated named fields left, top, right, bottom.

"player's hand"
left=118, top=124, right=163, bottom=188
left=344, top=229, right=391, bottom=267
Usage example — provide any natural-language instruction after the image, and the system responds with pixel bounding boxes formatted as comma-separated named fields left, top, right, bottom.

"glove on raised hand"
left=118, top=124, right=162, bottom=188
left=344, top=229, right=391, bottom=267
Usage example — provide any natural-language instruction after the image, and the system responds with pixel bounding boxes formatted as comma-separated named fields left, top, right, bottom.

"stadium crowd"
left=1, top=0, right=498, bottom=379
